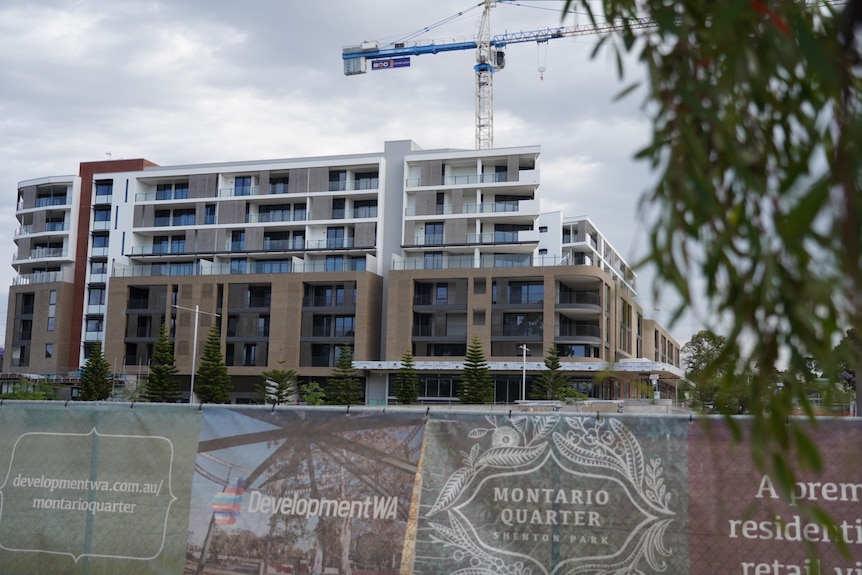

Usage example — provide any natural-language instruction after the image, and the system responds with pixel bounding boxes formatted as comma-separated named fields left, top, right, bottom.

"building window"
left=230, top=230, right=245, bottom=251
left=355, top=171, right=379, bottom=190
left=326, top=255, right=344, bottom=272
left=353, top=199, right=377, bottom=218
left=508, top=282, right=544, bottom=305
left=435, top=284, right=449, bottom=305
left=243, top=343, right=258, bottom=366
left=95, top=182, right=113, bottom=197
left=45, top=343, right=53, bottom=358
left=326, top=227, right=345, bottom=248
left=424, top=252, right=443, bottom=270
left=204, top=204, right=217, bottom=225
left=235, top=176, right=252, bottom=196
left=230, top=258, right=247, bottom=274
left=332, top=198, right=346, bottom=219
left=173, top=209, right=195, bottom=226
left=329, top=170, right=347, bottom=192
left=502, top=313, right=543, bottom=337
left=270, top=176, right=289, bottom=194
left=424, top=222, right=444, bottom=245
left=88, top=288, right=106, bottom=306
left=436, top=192, right=445, bottom=215
left=334, top=316, right=355, bottom=337
left=92, top=235, right=109, bottom=250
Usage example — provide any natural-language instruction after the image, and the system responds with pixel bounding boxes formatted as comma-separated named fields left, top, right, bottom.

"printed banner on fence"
left=411, top=412, right=690, bottom=574
left=0, top=403, right=200, bottom=575
left=688, top=418, right=862, bottom=575
left=185, top=408, right=427, bottom=575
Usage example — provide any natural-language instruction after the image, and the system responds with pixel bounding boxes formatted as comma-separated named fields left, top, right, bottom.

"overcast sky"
left=0, top=0, right=704, bottom=347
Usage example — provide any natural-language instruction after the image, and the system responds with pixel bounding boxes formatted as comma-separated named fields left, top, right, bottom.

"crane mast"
left=475, top=0, right=498, bottom=149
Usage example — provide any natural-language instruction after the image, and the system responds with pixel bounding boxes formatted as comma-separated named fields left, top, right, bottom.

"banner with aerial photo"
left=0, top=403, right=200, bottom=575
left=185, top=407, right=427, bottom=575
left=410, top=412, right=690, bottom=575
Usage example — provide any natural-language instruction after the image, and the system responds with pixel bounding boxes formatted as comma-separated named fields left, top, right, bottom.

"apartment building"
left=5, top=140, right=683, bottom=403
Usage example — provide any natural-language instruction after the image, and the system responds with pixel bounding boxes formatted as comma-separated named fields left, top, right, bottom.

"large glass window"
left=329, top=170, right=347, bottom=191
left=424, top=252, right=442, bottom=270
left=332, top=198, right=346, bottom=219
left=270, top=176, right=289, bottom=194
left=235, top=176, right=252, bottom=196
left=502, top=313, right=543, bottom=336
left=88, top=288, right=106, bottom=305
left=334, top=316, right=355, bottom=337
left=507, top=282, right=544, bottom=304
left=173, top=209, right=195, bottom=226
left=326, top=227, right=345, bottom=248
left=326, top=255, right=344, bottom=272
left=353, top=199, right=377, bottom=218
left=425, top=222, right=444, bottom=245
left=355, top=171, right=379, bottom=190
left=313, top=315, right=332, bottom=337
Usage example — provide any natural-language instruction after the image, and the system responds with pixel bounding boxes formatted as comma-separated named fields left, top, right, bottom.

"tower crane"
left=342, top=0, right=846, bottom=150
left=342, top=0, right=654, bottom=150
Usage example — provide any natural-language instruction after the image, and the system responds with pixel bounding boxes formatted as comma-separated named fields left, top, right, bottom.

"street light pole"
left=519, top=344, right=530, bottom=402
left=172, top=304, right=219, bottom=404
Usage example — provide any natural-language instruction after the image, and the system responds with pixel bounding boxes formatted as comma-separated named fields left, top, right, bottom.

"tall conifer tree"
left=195, top=324, right=231, bottom=404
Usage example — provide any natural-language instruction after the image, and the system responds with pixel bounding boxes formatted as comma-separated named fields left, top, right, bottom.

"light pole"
left=172, top=304, right=220, bottom=404
left=519, top=345, right=530, bottom=402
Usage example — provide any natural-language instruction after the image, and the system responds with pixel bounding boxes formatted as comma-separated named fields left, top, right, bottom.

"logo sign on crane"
left=371, top=57, right=411, bottom=70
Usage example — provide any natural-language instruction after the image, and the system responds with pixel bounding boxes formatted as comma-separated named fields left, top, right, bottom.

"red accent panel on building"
left=67, top=159, right=158, bottom=371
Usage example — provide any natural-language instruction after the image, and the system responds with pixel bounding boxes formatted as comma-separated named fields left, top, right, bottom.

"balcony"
left=135, top=190, right=189, bottom=202
left=84, top=330, right=104, bottom=342
left=393, top=253, right=533, bottom=270
left=129, top=245, right=187, bottom=256
left=306, top=238, right=356, bottom=250
left=263, top=238, right=305, bottom=251
left=218, top=186, right=260, bottom=197
left=405, top=199, right=538, bottom=217
left=405, top=169, right=538, bottom=188
left=247, top=212, right=306, bottom=224
left=13, top=271, right=66, bottom=285
left=35, top=196, right=72, bottom=208
left=327, top=179, right=379, bottom=192
left=28, top=247, right=68, bottom=259
left=558, top=324, right=601, bottom=341
left=558, top=291, right=601, bottom=307
left=466, top=232, right=521, bottom=244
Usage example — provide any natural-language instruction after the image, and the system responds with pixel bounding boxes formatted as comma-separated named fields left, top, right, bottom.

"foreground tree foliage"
left=459, top=336, right=494, bottom=404
left=144, top=324, right=182, bottom=403
left=195, top=325, right=231, bottom=404
left=563, top=0, right=861, bottom=496
left=79, top=341, right=113, bottom=401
